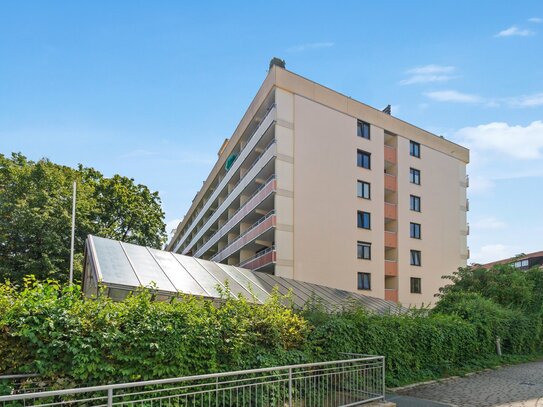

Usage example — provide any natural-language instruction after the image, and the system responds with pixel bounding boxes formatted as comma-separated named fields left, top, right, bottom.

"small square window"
left=410, top=168, right=421, bottom=185
left=357, top=180, right=371, bottom=199
left=357, top=241, right=371, bottom=260
left=410, top=195, right=421, bottom=212
left=357, top=211, right=371, bottom=229
left=410, top=222, right=421, bottom=239
left=357, top=120, right=371, bottom=139
left=358, top=272, right=371, bottom=290
left=410, top=250, right=422, bottom=266
left=410, top=141, right=421, bottom=158
left=357, top=150, right=371, bottom=169
left=410, top=277, right=421, bottom=293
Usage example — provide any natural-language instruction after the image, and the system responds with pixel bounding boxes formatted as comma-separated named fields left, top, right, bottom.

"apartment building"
left=167, top=61, right=470, bottom=307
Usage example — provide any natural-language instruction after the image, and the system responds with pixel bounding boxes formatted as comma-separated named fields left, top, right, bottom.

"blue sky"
left=1, top=1, right=542, bottom=264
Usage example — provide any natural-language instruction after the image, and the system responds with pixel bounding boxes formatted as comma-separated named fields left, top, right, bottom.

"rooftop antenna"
left=382, top=105, right=391, bottom=115
left=269, top=57, right=286, bottom=70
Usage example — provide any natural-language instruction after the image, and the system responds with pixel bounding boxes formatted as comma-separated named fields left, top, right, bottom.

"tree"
left=0, top=153, right=166, bottom=285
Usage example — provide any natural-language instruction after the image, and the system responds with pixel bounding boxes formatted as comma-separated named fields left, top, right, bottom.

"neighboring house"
left=480, top=251, right=543, bottom=270
left=167, top=59, right=470, bottom=307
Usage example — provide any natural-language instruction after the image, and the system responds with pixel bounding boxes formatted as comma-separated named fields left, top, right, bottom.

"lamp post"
left=69, top=181, right=76, bottom=285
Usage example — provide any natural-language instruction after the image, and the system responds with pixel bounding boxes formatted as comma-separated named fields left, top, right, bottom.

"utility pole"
left=69, top=181, right=76, bottom=285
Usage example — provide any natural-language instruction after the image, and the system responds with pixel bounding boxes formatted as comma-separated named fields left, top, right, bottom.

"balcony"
left=193, top=176, right=276, bottom=257
left=384, top=173, right=397, bottom=191
left=182, top=141, right=276, bottom=255
left=173, top=105, right=277, bottom=253
left=211, top=211, right=276, bottom=262
left=238, top=246, right=276, bottom=271
left=384, top=203, right=397, bottom=220
left=385, top=260, right=398, bottom=276
left=384, top=231, right=397, bottom=248
left=385, top=289, right=398, bottom=302
left=384, top=145, right=397, bottom=164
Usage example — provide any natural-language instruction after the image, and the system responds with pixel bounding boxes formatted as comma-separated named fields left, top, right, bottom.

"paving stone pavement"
left=395, top=360, right=543, bottom=407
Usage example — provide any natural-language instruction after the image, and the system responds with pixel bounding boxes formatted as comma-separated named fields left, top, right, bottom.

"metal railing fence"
left=0, top=355, right=385, bottom=406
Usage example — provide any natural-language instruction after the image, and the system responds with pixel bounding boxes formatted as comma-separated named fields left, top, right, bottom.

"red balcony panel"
left=385, top=261, right=398, bottom=276
left=239, top=250, right=276, bottom=271
left=384, top=203, right=397, bottom=220
left=384, top=231, right=397, bottom=248
left=384, top=145, right=397, bottom=163
left=384, top=174, right=397, bottom=191
left=385, top=289, right=398, bottom=302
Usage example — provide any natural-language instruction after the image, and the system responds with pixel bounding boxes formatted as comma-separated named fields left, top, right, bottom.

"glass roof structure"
left=84, top=235, right=404, bottom=314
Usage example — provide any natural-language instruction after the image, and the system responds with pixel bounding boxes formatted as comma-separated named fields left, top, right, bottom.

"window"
left=410, top=222, right=421, bottom=239
left=357, top=180, right=371, bottom=199
left=357, top=120, right=370, bottom=139
left=513, top=260, right=529, bottom=268
left=357, top=241, right=371, bottom=260
left=410, top=195, right=421, bottom=212
left=358, top=272, right=371, bottom=290
left=410, top=277, right=422, bottom=293
left=410, top=168, right=421, bottom=185
left=410, top=250, right=422, bottom=266
left=357, top=211, right=371, bottom=229
left=410, top=140, right=421, bottom=158
left=357, top=150, right=371, bottom=169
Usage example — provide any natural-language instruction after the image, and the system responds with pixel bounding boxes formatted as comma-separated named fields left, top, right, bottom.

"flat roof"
left=86, top=235, right=404, bottom=314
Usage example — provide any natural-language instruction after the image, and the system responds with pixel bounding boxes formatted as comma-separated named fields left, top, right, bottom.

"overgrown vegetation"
left=0, top=264, right=542, bottom=391
left=0, top=153, right=167, bottom=284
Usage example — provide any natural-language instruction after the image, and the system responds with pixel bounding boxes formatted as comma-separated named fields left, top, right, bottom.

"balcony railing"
left=384, top=289, right=398, bottom=302
left=384, top=173, right=397, bottom=191
left=384, top=231, right=397, bottom=248
left=238, top=246, right=276, bottom=271
left=211, top=210, right=276, bottom=263
left=193, top=175, right=276, bottom=257
left=182, top=141, right=276, bottom=255
left=384, top=260, right=398, bottom=276
left=384, top=145, right=397, bottom=163
left=384, top=202, right=397, bottom=219
left=173, top=104, right=277, bottom=253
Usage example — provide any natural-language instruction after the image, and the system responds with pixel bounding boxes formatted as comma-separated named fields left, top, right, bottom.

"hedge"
left=1, top=277, right=542, bottom=390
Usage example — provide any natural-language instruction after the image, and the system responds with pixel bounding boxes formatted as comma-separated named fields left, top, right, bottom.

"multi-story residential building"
left=166, top=60, right=470, bottom=307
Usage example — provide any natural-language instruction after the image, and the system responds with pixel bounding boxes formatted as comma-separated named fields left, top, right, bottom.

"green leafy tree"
left=0, top=153, right=166, bottom=285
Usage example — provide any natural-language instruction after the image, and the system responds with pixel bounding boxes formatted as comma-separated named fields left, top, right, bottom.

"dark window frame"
left=357, top=150, right=371, bottom=169
left=357, top=180, right=371, bottom=199
left=357, top=241, right=371, bottom=260
left=410, top=250, right=422, bottom=266
left=358, top=272, right=371, bottom=290
left=410, top=222, right=421, bottom=239
left=357, top=120, right=371, bottom=139
left=357, top=211, right=371, bottom=229
left=410, top=277, right=422, bottom=293
left=410, top=140, right=421, bottom=158
left=410, top=167, right=421, bottom=185
left=410, top=195, right=421, bottom=212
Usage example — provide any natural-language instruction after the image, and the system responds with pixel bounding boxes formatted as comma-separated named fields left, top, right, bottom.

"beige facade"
left=167, top=65, right=469, bottom=307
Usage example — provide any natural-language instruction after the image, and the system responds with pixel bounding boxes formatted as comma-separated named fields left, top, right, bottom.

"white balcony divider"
left=173, top=105, right=276, bottom=253
left=195, top=176, right=276, bottom=258
left=182, top=142, right=276, bottom=255
left=210, top=210, right=276, bottom=263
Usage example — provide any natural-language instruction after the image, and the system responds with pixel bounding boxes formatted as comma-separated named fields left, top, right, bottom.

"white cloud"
left=508, top=92, right=543, bottom=107
left=456, top=121, right=543, bottom=159
left=424, top=90, right=483, bottom=103
left=287, top=42, right=334, bottom=53
left=472, top=217, right=507, bottom=230
left=400, top=65, right=456, bottom=85
left=528, top=17, right=543, bottom=23
left=471, top=244, right=514, bottom=264
left=495, top=26, right=535, bottom=37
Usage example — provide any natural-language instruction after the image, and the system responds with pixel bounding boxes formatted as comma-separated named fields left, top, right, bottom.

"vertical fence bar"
left=288, top=367, right=292, bottom=407
left=382, top=356, right=386, bottom=400
left=107, top=388, right=113, bottom=407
